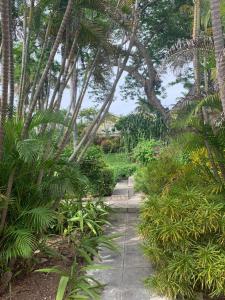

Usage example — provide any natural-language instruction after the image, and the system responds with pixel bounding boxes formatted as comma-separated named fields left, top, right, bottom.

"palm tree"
left=210, top=0, right=225, bottom=114
left=0, top=0, right=11, bottom=160
left=22, top=0, right=74, bottom=138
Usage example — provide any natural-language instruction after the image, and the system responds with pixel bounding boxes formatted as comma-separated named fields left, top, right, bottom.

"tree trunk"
left=30, top=18, right=52, bottom=103
left=0, top=0, right=11, bottom=160
left=22, top=0, right=74, bottom=138
left=18, top=0, right=34, bottom=119
left=210, top=0, right=225, bottom=114
left=54, top=51, right=99, bottom=159
left=69, top=36, right=135, bottom=161
left=8, top=0, right=14, bottom=118
left=0, top=167, right=16, bottom=233
left=193, top=0, right=201, bottom=96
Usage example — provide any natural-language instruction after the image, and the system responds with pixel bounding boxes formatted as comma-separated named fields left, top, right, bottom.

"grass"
left=104, top=152, right=137, bottom=181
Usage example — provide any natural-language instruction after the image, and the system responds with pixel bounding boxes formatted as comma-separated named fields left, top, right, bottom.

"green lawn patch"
left=104, top=152, right=137, bottom=182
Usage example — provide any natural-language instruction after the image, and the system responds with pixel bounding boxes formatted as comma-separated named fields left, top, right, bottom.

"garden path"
left=92, top=178, right=167, bottom=300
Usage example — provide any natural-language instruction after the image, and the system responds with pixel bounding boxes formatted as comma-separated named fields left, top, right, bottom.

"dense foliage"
left=80, top=146, right=115, bottom=197
left=104, top=152, right=137, bottom=181
left=2, top=0, right=225, bottom=298
left=132, top=139, right=161, bottom=165
left=115, top=112, right=165, bottom=152
left=137, top=138, right=225, bottom=298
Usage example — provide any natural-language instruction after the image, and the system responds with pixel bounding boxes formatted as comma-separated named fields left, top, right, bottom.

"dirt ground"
left=1, top=237, right=75, bottom=300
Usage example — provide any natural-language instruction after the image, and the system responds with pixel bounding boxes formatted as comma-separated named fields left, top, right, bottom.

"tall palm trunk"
left=210, top=0, right=225, bottom=114
left=18, top=0, right=34, bottom=119
left=193, top=0, right=201, bottom=96
left=22, top=0, right=74, bottom=138
left=0, top=0, right=11, bottom=160
left=8, top=0, right=14, bottom=118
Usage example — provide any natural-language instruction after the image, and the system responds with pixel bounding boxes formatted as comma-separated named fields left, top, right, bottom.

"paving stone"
left=121, top=288, right=151, bottom=300
left=122, top=267, right=152, bottom=288
left=124, top=239, right=141, bottom=251
left=93, top=268, right=123, bottom=286
left=98, top=251, right=124, bottom=267
left=101, top=287, right=122, bottom=300
left=98, top=178, right=167, bottom=300
left=124, top=251, right=149, bottom=267
left=127, top=213, right=139, bottom=222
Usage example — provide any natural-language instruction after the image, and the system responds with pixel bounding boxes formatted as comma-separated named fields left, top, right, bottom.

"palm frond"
left=16, top=139, right=42, bottom=162
left=18, top=207, right=56, bottom=233
left=30, top=110, right=69, bottom=130
left=0, top=227, right=36, bottom=261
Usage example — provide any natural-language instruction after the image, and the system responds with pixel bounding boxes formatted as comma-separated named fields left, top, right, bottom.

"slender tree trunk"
left=134, top=38, right=168, bottom=120
left=77, top=99, right=112, bottom=162
left=54, top=51, right=99, bottom=159
left=193, top=0, right=201, bottom=96
left=30, top=18, right=52, bottom=103
left=22, top=0, right=74, bottom=138
left=8, top=0, right=14, bottom=118
left=17, top=3, right=27, bottom=118
left=0, top=167, right=16, bottom=233
left=210, top=0, right=225, bottom=114
left=204, top=57, right=209, bottom=94
left=69, top=37, right=136, bottom=161
left=52, top=30, right=79, bottom=110
left=70, top=63, right=78, bottom=148
left=18, top=0, right=34, bottom=119
left=0, top=0, right=11, bottom=160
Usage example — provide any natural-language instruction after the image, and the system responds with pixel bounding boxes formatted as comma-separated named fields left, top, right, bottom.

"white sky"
left=62, top=69, right=184, bottom=116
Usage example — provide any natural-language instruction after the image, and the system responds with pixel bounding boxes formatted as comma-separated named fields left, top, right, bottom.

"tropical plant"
left=115, top=111, right=166, bottom=152
left=138, top=135, right=225, bottom=298
left=133, top=139, right=161, bottom=165
left=37, top=198, right=117, bottom=300
left=79, top=146, right=115, bottom=196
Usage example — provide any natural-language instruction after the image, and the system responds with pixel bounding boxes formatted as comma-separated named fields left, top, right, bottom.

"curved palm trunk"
left=0, top=0, right=11, bottom=160
left=210, top=0, right=225, bottom=114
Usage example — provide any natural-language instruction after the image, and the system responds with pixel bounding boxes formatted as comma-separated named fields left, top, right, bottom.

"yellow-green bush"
left=139, top=144, right=225, bottom=299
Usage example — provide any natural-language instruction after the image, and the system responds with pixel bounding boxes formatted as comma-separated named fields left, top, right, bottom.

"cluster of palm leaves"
left=0, top=0, right=136, bottom=293
left=0, top=114, right=88, bottom=277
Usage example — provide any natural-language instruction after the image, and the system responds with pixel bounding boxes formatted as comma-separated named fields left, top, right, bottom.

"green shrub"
left=101, top=167, right=115, bottom=196
left=138, top=144, right=225, bottom=299
left=133, top=139, right=161, bottom=165
left=104, top=152, right=137, bottom=181
left=80, top=146, right=115, bottom=196
left=95, top=137, right=121, bottom=153
left=134, top=146, right=182, bottom=194
left=114, top=164, right=137, bottom=181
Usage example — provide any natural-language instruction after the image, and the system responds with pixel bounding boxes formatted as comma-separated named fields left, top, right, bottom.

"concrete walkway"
left=93, top=179, right=166, bottom=300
